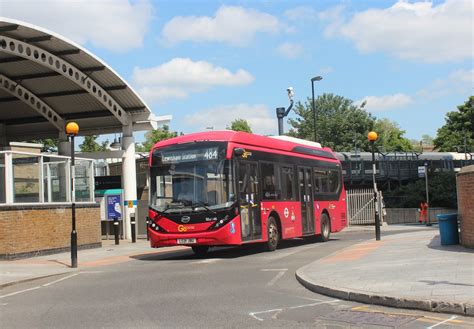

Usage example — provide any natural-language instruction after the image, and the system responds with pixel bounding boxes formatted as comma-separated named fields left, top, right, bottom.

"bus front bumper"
left=148, top=217, right=242, bottom=248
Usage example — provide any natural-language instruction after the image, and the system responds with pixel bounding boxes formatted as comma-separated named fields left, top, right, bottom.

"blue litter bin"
left=437, top=213, right=459, bottom=245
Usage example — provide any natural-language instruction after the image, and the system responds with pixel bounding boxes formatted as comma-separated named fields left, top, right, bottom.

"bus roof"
left=151, top=130, right=337, bottom=160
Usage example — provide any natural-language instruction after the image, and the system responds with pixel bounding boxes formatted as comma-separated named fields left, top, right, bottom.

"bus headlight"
left=211, top=215, right=231, bottom=230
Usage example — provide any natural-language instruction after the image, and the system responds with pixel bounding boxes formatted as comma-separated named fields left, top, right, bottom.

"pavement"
left=1, top=224, right=473, bottom=318
left=296, top=226, right=474, bottom=317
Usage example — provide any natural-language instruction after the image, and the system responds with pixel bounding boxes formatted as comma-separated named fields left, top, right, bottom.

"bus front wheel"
left=265, top=217, right=279, bottom=251
left=192, top=246, right=209, bottom=257
left=318, top=213, right=331, bottom=242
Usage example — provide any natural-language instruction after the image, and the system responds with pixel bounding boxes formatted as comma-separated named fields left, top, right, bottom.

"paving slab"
left=296, top=229, right=474, bottom=316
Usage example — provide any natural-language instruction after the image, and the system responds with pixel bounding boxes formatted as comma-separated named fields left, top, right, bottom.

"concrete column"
left=58, top=131, right=70, bottom=202
left=122, top=123, right=137, bottom=240
left=0, top=123, right=7, bottom=150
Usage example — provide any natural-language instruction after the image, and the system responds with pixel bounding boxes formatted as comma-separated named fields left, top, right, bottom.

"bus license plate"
left=177, top=238, right=196, bottom=244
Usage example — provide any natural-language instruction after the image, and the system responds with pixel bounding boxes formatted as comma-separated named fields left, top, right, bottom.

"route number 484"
left=204, top=149, right=218, bottom=160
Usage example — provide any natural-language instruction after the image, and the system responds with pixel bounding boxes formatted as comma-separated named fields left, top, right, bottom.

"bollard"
left=131, top=213, right=136, bottom=243
left=146, top=217, right=150, bottom=241
left=114, top=217, right=120, bottom=245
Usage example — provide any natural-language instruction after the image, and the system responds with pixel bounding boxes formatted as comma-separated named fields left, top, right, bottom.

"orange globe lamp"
left=66, top=122, right=79, bottom=136
left=368, top=131, right=378, bottom=142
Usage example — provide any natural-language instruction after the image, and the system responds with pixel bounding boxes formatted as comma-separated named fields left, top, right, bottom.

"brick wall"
left=0, top=204, right=101, bottom=259
left=457, top=165, right=474, bottom=248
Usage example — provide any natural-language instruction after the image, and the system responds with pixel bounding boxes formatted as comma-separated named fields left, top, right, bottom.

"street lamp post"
left=424, top=160, right=432, bottom=227
left=368, top=131, right=381, bottom=241
left=66, top=122, right=79, bottom=268
left=311, top=76, right=322, bottom=142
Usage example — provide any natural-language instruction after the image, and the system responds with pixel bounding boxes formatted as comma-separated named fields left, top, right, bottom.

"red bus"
left=148, top=131, right=347, bottom=256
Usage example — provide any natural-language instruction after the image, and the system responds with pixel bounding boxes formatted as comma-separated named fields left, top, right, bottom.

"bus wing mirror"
left=234, top=148, right=245, bottom=156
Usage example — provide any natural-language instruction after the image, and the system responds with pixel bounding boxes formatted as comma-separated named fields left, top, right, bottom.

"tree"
left=79, top=135, right=109, bottom=152
left=373, top=118, right=412, bottom=152
left=140, top=125, right=179, bottom=152
left=288, top=93, right=375, bottom=151
left=29, top=138, right=58, bottom=152
left=433, top=96, right=474, bottom=152
left=227, top=119, right=252, bottom=133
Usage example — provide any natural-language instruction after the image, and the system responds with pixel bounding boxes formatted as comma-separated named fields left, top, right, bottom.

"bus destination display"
left=160, top=147, right=219, bottom=163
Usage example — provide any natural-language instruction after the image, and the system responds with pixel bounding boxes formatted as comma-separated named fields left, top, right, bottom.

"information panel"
left=106, top=194, right=122, bottom=221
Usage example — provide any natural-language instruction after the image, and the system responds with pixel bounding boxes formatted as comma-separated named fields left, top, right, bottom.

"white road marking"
left=426, top=315, right=458, bottom=329
left=0, top=286, right=41, bottom=299
left=249, top=308, right=283, bottom=321
left=266, top=270, right=287, bottom=286
left=249, top=299, right=340, bottom=321
left=42, top=273, right=78, bottom=287
left=0, top=273, right=79, bottom=299
left=261, top=269, right=288, bottom=272
left=191, top=259, right=221, bottom=264
left=267, top=245, right=316, bottom=260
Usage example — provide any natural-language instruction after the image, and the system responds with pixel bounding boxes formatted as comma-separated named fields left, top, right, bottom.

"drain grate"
left=318, top=310, right=418, bottom=327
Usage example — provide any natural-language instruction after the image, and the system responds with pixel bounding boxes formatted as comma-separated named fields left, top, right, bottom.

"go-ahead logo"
left=178, top=225, right=187, bottom=232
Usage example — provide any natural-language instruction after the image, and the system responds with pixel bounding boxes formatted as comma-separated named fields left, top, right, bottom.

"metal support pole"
left=70, top=135, right=78, bottom=268
left=371, top=141, right=381, bottom=240
left=425, top=162, right=431, bottom=226
left=131, top=213, right=136, bottom=243
left=312, top=80, right=316, bottom=142
left=276, top=107, right=285, bottom=135
left=114, top=218, right=120, bottom=245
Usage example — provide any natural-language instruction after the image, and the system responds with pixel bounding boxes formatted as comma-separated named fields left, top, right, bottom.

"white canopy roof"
left=0, top=17, right=170, bottom=141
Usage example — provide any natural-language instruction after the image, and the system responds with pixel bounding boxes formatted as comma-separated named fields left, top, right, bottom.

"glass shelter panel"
left=75, top=160, right=93, bottom=202
left=43, top=158, right=68, bottom=202
left=12, top=154, right=40, bottom=203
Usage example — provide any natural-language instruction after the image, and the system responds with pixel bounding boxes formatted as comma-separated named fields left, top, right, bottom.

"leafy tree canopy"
left=79, top=135, right=109, bottom=152
left=227, top=118, right=252, bottom=133
left=373, top=118, right=412, bottom=152
left=29, top=138, right=58, bottom=152
left=288, top=93, right=375, bottom=152
left=433, top=96, right=474, bottom=152
left=139, top=125, right=179, bottom=152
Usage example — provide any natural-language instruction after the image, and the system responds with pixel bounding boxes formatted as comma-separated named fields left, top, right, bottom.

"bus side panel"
left=260, top=201, right=302, bottom=239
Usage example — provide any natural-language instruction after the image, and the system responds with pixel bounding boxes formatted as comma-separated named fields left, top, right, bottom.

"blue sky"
left=3, top=0, right=473, bottom=143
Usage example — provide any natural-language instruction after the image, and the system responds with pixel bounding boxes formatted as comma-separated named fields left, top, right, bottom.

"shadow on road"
left=130, top=236, right=340, bottom=261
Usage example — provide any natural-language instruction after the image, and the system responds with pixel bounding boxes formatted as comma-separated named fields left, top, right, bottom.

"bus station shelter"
left=0, top=18, right=170, bottom=258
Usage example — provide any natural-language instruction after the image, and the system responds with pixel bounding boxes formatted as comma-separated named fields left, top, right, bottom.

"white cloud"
left=1, top=0, right=153, bottom=52
left=417, top=68, right=474, bottom=99
left=284, top=6, right=319, bottom=22
left=184, top=104, right=276, bottom=135
left=277, top=42, right=303, bottom=59
left=356, top=94, right=413, bottom=112
left=323, top=0, right=473, bottom=63
left=132, top=58, right=254, bottom=103
left=161, top=5, right=283, bottom=46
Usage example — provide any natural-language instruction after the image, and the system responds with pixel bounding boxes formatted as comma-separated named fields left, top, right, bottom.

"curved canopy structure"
left=0, top=17, right=170, bottom=141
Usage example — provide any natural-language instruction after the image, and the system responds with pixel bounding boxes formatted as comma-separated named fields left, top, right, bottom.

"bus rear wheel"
left=318, top=213, right=331, bottom=242
left=192, top=246, right=209, bottom=257
left=265, top=217, right=279, bottom=251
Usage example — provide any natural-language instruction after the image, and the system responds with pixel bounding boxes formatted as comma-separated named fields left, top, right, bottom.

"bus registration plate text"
left=177, top=238, right=196, bottom=244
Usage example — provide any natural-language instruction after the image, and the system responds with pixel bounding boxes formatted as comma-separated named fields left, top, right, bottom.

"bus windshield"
left=150, top=144, right=235, bottom=213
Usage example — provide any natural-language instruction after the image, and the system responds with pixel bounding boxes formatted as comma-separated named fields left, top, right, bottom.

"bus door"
left=238, top=162, right=262, bottom=241
left=298, top=167, right=314, bottom=234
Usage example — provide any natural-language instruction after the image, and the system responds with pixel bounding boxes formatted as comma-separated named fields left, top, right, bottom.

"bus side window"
left=313, top=168, right=329, bottom=193
left=328, top=169, right=340, bottom=193
left=280, top=166, right=294, bottom=200
left=261, top=162, right=280, bottom=200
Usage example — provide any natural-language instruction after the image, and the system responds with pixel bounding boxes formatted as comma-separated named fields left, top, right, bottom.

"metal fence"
left=346, top=188, right=386, bottom=225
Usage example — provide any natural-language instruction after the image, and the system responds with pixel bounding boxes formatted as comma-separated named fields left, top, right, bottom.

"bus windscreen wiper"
left=191, top=201, right=217, bottom=215
left=158, top=201, right=185, bottom=215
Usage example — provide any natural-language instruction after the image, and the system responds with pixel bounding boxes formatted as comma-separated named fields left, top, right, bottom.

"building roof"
left=0, top=17, right=170, bottom=141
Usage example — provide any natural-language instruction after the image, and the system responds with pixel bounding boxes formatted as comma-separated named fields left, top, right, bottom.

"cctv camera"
left=287, top=87, right=294, bottom=100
